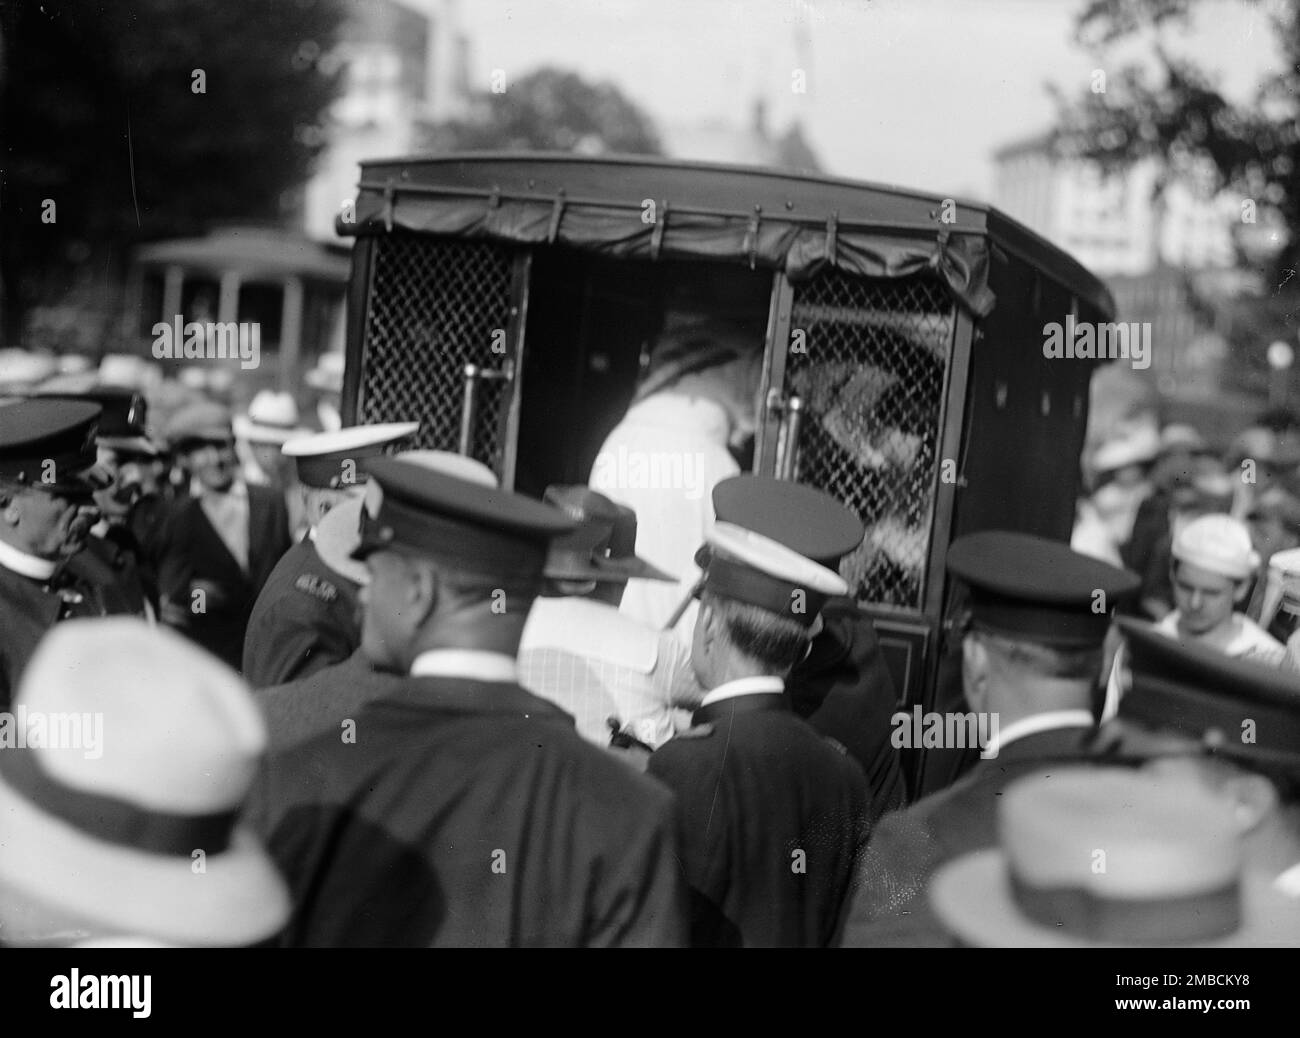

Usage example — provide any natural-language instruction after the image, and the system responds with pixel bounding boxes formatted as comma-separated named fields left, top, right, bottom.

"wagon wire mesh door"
left=358, top=233, right=518, bottom=474
left=783, top=269, right=956, bottom=610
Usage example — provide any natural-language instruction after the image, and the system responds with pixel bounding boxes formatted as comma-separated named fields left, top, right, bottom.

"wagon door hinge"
left=547, top=190, right=566, bottom=243
left=745, top=206, right=762, bottom=269
left=650, top=200, right=669, bottom=259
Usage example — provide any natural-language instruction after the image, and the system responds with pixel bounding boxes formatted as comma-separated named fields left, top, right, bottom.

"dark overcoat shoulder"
left=243, top=538, right=360, bottom=688
left=839, top=724, right=1099, bottom=947
left=648, top=699, right=870, bottom=948
left=245, top=675, right=688, bottom=948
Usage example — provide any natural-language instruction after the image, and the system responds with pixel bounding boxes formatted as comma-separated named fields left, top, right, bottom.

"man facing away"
left=518, top=485, right=697, bottom=752
left=590, top=314, right=765, bottom=645
left=647, top=522, right=871, bottom=947
left=840, top=532, right=1140, bottom=946
left=711, top=474, right=906, bottom=818
left=245, top=458, right=687, bottom=946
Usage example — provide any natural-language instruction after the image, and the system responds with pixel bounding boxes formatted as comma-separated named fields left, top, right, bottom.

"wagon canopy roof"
left=341, top=152, right=1114, bottom=319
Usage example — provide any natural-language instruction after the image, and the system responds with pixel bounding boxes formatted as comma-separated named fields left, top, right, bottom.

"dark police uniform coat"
left=155, top=484, right=290, bottom=671
left=66, top=530, right=155, bottom=618
left=0, top=563, right=105, bottom=711
left=242, top=538, right=360, bottom=688
left=647, top=691, right=871, bottom=947
left=245, top=673, right=687, bottom=947
left=788, top=594, right=906, bottom=820
left=255, top=649, right=406, bottom=753
left=839, top=721, right=1097, bottom=947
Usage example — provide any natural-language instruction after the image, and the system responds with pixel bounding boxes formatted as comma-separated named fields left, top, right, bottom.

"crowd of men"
left=0, top=346, right=1297, bottom=947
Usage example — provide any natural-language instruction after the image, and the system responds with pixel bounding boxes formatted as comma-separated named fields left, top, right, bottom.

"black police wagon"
left=336, top=153, right=1114, bottom=795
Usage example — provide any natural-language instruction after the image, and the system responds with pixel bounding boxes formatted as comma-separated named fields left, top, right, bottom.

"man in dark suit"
left=241, top=422, right=421, bottom=687
left=0, top=400, right=112, bottom=710
left=839, top=532, right=1139, bottom=946
left=155, top=401, right=291, bottom=670
left=711, top=475, right=906, bottom=819
left=647, top=520, right=871, bottom=947
left=244, top=457, right=687, bottom=946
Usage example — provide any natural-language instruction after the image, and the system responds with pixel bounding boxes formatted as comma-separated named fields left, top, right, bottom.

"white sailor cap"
left=1171, top=513, right=1259, bottom=581
left=698, top=521, right=848, bottom=627
left=282, top=422, right=419, bottom=488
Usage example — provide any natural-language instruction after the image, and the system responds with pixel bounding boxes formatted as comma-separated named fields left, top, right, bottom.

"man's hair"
left=301, top=485, right=354, bottom=528
left=703, top=590, right=811, bottom=674
left=974, top=626, right=1103, bottom=682
left=399, top=548, right=543, bottom=614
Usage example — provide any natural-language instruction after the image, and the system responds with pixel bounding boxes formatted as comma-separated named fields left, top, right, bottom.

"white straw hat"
left=0, top=619, right=290, bottom=946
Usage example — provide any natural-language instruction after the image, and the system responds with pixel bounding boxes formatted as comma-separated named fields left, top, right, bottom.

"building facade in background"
left=992, top=132, right=1255, bottom=430
left=303, top=0, right=471, bottom=242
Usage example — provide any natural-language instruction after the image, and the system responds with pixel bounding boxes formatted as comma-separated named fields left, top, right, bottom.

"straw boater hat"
left=233, top=390, right=306, bottom=446
left=164, top=399, right=234, bottom=452
left=930, top=767, right=1300, bottom=947
left=1090, top=422, right=1161, bottom=476
left=305, top=351, right=345, bottom=394
left=0, top=619, right=290, bottom=946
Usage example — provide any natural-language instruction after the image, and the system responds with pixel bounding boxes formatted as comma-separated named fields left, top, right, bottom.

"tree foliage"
left=1054, top=0, right=1300, bottom=276
left=422, top=66, right=662, bottom=156
left=0, top=0, right=348, bottom=343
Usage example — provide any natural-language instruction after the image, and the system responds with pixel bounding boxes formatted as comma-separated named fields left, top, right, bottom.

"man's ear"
left=1221, top=769, right=1279, bottom=834
left=962, top=633, right=991, bottom=712
left=406, top=556, right=441, bottom=625
left=699, top=600, right=721, bottom=653
left=1233, top=578, right=1252, bottom=605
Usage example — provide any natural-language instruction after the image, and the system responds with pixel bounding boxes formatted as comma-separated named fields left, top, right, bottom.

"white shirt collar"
left=0, top=537, right=58, bottom=580
left=981, top=709, right=1094, bottom=759
left=701, top=675, right=785, bottom=707
left=409, top=649, right=519, bottom=683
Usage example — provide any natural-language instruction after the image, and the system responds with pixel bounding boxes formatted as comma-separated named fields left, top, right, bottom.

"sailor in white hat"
left=0, top=618, right=290, bottom=947
left=1160, top=513, right=1282, bottom=663
left=241, top=422, right=419, bottom=687
left=646, top=522, right=870, bottom=947
left=1103, top=512, right=1284, bottom=722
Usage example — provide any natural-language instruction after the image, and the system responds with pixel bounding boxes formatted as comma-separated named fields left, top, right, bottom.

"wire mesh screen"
left=359, top=234, right=516, bottom=470
left=785, top=270, right=955, bottom=610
